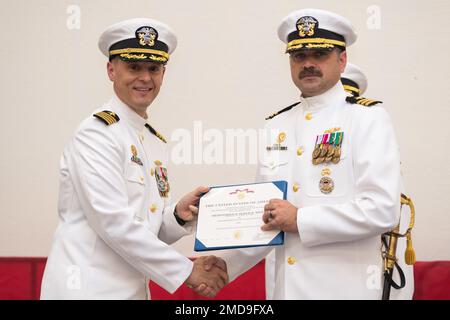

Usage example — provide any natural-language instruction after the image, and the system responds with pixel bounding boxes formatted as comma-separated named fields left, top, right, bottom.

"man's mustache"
left=299, top=67, right=323, bottom=79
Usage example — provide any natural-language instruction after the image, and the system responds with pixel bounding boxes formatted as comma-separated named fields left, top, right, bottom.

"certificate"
left=194, top=181, right=287, bottom=251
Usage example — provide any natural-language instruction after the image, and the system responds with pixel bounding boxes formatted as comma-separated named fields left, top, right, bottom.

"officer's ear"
left=107, top=60, right=116, bottom=82
left=338, top=49, right=347, bottom=73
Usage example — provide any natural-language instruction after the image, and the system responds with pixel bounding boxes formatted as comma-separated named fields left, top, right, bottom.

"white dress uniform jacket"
left=41, top=94, right=194, bottom=299
left=223, top=82, right=413, bottom=299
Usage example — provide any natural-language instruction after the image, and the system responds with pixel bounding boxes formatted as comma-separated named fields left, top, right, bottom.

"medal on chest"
left=319, top=167, right=334, bottom=194
left=312, top=128, right=344, bottom=165
left=154, top=160, right=170, bottom=197
left=130, top=145, right=143, bottom=166
left=312, top=128, right=343, bottom=194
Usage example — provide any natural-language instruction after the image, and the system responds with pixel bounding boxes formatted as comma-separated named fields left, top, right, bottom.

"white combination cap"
left=277, top=8, right=357, bottom=53
left=98, top=18, right=177, bottom=64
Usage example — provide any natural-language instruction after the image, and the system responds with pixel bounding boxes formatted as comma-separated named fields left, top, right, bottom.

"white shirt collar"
left=299, top=81, right=347, bottom=113
left=108, top=93, right=148, bottom=131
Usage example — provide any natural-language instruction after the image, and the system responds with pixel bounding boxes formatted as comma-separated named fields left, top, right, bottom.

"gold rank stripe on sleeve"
left=265, top=101, right=301, bottom=120
left=145, top=123, right=167, bottom=143
left=93, top=110, right=120, bottom=125
left=345, top=96, right=382, bottom=107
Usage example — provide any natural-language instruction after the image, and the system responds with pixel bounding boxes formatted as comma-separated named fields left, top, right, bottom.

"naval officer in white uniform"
left=263, top=61, right=414, bottom=299
left=207, top=8, right=413, bottom=299
left=41, top=18, right=228, bottom=299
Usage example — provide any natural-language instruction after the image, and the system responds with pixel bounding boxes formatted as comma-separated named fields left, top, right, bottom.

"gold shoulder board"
left=346, top=96, right=383, bottom=107
left=93, top=110, right=120, bottom=125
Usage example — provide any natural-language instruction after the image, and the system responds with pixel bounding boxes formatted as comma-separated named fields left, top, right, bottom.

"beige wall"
left=1, top=0, right=449, bottom=261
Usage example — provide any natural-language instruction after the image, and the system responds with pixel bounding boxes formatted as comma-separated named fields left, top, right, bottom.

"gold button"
left=150, top=168, right=155, bottom=176
left=297, top=147, right=304, bottom=156
left=150, top=204, right=157, bottom=213
left=287, top=256, right=296, bottom=265
left=140, top=176, right=144, bottom=183
left=293, top=183, right=299, bottom=192
left=305, top=113, right=312, bottom=120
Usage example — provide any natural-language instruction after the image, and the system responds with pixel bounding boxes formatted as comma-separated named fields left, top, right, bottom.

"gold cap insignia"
left=297, top=16, right=318, bottom=37
left=136, top=26, right=157, bottom=47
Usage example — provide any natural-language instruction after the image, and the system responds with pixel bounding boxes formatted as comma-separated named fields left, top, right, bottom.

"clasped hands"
left=185, top=255, right=228, bottom=297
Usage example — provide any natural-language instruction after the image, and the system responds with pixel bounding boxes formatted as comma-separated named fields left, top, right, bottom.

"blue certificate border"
left=194, top=180, right=287, bottom=252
